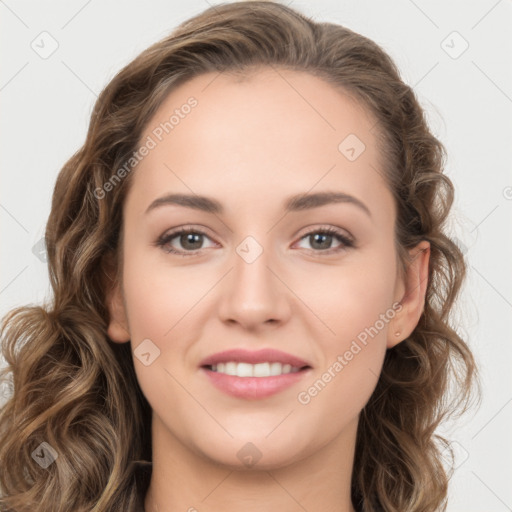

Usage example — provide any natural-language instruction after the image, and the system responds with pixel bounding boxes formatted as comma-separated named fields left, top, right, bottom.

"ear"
left=387, top=240, right=430, bottom=349
left=106, top=282, right=131, bottom=343
left=103, top=254, right=131, bottom=344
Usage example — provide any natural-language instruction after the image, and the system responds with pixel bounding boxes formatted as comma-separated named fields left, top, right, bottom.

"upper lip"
left=199, top=348, right=311, bottom=368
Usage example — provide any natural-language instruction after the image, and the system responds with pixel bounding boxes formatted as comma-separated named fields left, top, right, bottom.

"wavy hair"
left=0, top=1, right=479, bottom=510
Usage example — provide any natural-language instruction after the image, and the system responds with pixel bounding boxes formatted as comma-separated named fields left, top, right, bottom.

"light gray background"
left=1, top=1, right=511, bottom=510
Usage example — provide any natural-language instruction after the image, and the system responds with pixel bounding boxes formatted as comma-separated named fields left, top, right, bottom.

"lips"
left=199, top=348, right=312, bottom=399
left=199, top=348, right=311, bottom=369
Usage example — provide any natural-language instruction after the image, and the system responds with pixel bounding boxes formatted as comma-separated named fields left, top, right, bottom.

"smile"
left=207, top=361, right=303, bottom=377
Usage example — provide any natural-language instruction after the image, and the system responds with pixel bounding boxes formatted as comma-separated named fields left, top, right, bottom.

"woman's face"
left=108, top=67, right=429, bottom=470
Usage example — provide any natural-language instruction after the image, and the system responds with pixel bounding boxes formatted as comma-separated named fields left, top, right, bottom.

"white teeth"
left=269, top=362, right=282, bottom=376
left=253, top=362, right=270, bottom=377
left=237, top=362, right=253, bottom=377
left=210, top=361, right=301, bottom=377
left=224, top=362, right=236, bottom=375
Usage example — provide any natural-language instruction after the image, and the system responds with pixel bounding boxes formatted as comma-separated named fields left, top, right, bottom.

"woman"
left=0, top=2, right=478, bottom=511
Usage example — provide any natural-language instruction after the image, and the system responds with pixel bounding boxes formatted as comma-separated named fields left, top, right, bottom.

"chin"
left=194, top=435, right=310, bottom=471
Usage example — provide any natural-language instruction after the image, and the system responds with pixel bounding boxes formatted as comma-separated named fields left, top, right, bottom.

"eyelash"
left=154, top=225, right=355, bottom=257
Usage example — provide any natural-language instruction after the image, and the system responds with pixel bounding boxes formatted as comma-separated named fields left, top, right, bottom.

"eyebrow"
left=145, top=191, right=371, bottom=218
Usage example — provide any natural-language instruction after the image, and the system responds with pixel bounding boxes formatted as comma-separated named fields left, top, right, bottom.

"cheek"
left=295, top=262, right=396, bottom=433
left=294, top=248, right=397, bottom=402
left=296, top=248, right=398, bottom=344
left=121, top=248, right=201, bottom=340
left=296, top=339, right=386, bottom=447
left=120, top=246, right=213, bottom=399
left=121, top=250, right=195, bottom=415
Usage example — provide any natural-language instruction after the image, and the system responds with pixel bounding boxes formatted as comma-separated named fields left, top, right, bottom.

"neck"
left=144, top=414, right=358, bottom=512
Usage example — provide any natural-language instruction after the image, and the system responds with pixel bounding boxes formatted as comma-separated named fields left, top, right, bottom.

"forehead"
left=125, top=67, right=392, bottom=219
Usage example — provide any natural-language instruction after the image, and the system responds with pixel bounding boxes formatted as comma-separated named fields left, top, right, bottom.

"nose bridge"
left=233, top=233, right=277, bottom=300
left=218, top=232, right=290, bottom=326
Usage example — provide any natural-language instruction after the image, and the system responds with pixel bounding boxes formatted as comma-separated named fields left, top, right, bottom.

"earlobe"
left=387, top=240, right=430, bottom=349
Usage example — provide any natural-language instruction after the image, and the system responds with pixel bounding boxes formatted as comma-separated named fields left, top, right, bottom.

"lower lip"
left=201, top=367, right=311, bottom=399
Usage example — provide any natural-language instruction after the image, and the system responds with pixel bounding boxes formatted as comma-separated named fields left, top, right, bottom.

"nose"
left=217, top=239, right=292, bottom=331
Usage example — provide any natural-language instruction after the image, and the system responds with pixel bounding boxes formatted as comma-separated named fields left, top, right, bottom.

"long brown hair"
left=0, top=2, right=479, bottom=510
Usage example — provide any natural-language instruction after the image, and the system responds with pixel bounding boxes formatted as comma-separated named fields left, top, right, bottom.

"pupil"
left=312, top=233, right=331, bottom=250
left=182, top=233, right=202, bottom=249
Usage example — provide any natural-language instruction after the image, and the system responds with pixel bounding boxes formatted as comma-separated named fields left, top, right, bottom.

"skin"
left=106, top=67, right=430, bottom=512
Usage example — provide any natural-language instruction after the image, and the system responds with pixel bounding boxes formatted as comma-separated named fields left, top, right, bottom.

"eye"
left=155, top=227, right=217, bottom=256
left=155, top=225, right=354, bottom=257
left=294, top=226, right=354, bottom=254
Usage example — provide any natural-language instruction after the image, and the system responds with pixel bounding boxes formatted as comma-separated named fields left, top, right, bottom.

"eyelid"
left=294, top=224, right=354, bottom=244
left=155, top=224, right=219, bottom=254
left=155, top=224, right=355, bottom=255
left=291, top=225, right=355, bottom=254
